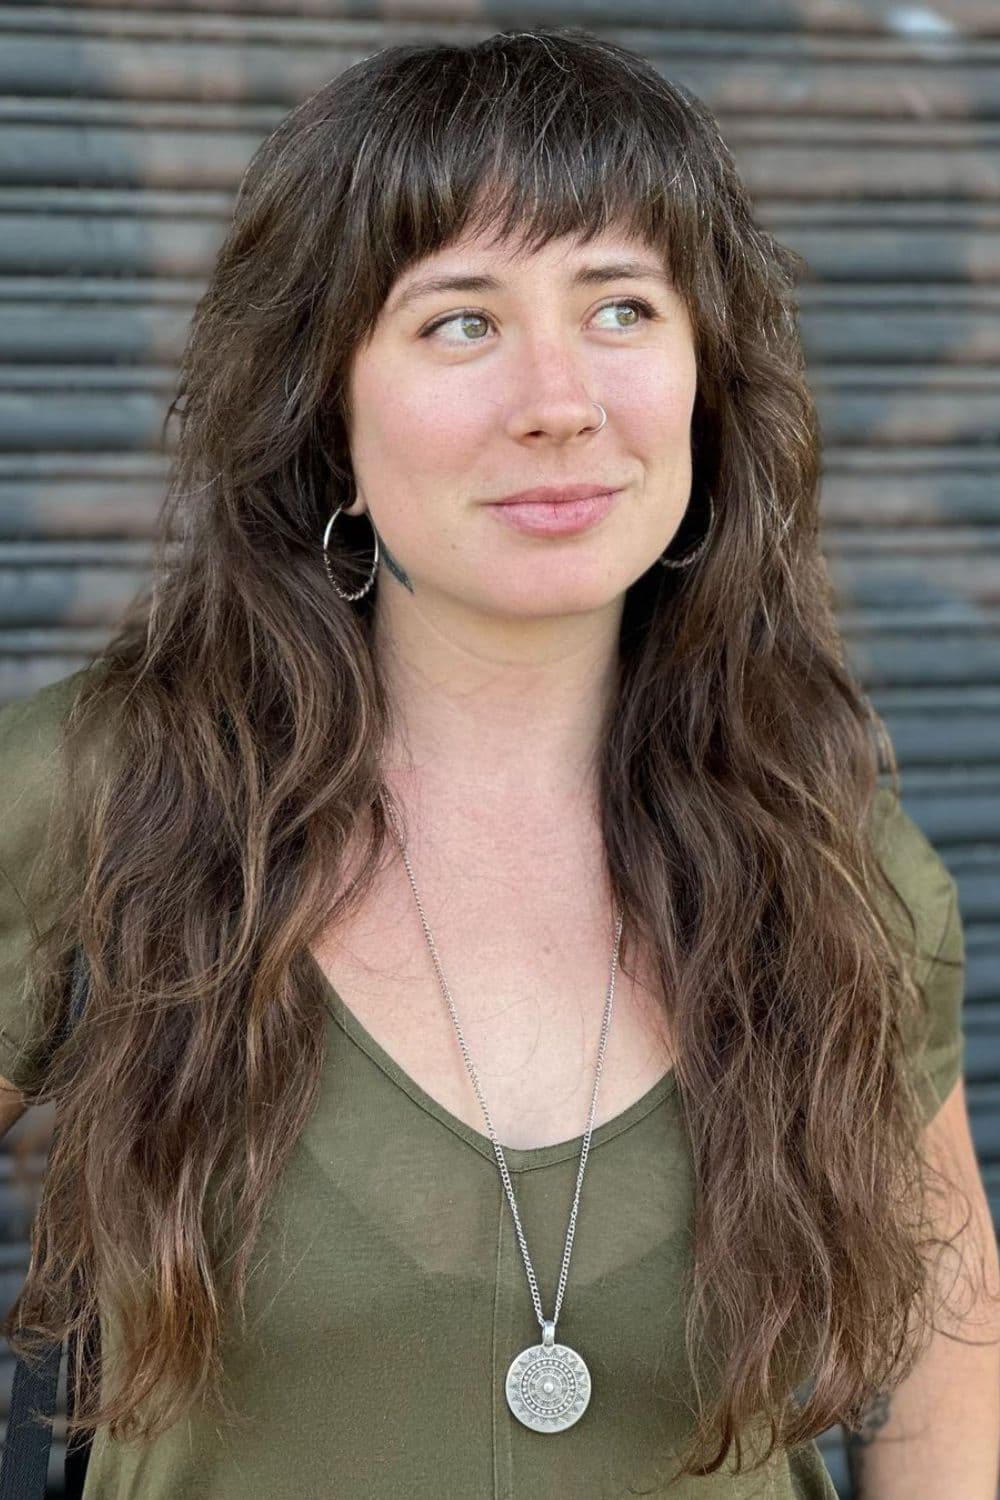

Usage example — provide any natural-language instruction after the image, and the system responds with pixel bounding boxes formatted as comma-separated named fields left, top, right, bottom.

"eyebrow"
left=386, top=259, right=675, bottom=317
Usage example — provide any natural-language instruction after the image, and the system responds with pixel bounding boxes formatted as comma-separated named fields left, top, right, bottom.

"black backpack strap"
left=0, top=944, right=94, bottom=1498
left=0, top=1338, right=62, bottom=1498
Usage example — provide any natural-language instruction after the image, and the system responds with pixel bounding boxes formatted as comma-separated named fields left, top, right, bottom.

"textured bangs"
left=328, top=30, right=711, bottom=307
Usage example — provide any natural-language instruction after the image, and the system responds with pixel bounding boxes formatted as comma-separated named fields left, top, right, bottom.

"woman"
left=0, top=26, right=995, bottom=1500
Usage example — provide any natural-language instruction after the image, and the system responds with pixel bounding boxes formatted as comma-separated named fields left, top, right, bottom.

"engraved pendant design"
left=505, top=1320, right=591, bottom=1432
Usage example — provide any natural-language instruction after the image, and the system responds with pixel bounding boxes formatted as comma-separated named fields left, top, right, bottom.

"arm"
left=845, top=1077, right=1000, bottom=1499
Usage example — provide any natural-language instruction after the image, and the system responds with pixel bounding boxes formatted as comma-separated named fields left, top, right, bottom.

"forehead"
left=384, top=223, right=675, bottom=317
left=403, top=219, right=667, bottom=276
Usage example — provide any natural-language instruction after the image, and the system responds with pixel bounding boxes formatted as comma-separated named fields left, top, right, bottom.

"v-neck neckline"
left=306, top=949, right=678, bottom=1172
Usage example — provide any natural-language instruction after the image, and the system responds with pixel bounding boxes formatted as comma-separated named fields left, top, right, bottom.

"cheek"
left=353, top=366, right=483, bottom=475
left=351, top=371, right=419, bottom=454
left=603, top=345, right=697, bottom=435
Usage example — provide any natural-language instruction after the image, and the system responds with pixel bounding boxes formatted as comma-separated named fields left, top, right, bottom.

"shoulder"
left=0, top=663, right=108, bottom=901
left=866, top=784, right=959, bottom=977
left=866, top=785, right=965, bottom=1121
left=0, top=664, right=109, bottom=1088
left=0, top=664, right=96, bottom=763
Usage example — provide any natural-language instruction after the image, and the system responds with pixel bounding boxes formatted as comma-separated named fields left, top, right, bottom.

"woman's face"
left=343, top=221, right=699, bottom=619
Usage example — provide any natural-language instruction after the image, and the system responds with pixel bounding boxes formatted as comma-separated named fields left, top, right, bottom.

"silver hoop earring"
left=658, top=493, right=715, bottom=571
left=592, top=402, right=607, bottom=431
left=321, top=496, right=379, bottom=600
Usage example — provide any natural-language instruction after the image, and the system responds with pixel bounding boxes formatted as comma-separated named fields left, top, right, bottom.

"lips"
left=491, top=483, right=619, bottom=506
left=487, top=488, right=621, bottom=537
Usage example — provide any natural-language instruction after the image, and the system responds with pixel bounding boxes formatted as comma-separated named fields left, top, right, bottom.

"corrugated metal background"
left=1, top=4, right=997, bottom=1495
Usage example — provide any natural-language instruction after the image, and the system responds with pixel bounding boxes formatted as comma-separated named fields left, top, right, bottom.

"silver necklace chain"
left=382, top=794, right=623, bottom=1337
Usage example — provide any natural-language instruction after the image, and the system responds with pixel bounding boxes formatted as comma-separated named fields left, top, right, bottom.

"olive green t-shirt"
left=0, top=669, right=965, bottom=1499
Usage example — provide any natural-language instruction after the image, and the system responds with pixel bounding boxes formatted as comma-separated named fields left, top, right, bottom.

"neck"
left=372, top=585, right=623, bottom=815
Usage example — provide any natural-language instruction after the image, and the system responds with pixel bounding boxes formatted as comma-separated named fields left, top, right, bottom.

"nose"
left=508, top=387, right=606, bottom=442
left=505, top=336, right=606, bottom=442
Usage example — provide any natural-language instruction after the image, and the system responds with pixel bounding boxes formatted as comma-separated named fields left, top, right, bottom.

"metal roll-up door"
left=1, top=6, right=997, bottom=1495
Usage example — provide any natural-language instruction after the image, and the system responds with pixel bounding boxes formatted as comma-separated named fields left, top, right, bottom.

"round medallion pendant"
left=505, top=1326, right=591, bottom=1432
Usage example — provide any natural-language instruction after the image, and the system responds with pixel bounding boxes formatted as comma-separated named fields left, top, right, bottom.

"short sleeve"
left=868, top=786, right=966, bottom=1126
left=0, top=667, right=93, bottom=1090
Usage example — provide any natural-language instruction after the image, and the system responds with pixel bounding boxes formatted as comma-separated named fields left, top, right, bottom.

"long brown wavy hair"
left=3, top=25, right=988, bottom=1481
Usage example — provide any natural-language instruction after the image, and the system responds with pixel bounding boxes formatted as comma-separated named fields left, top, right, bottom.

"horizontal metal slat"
left=885, top=769, right=1000, bottom=795
left=0, top=364, right=914, bottom=395
left=0, top=452, right=166, bottom=475
left=811, top=388, right=1000, bottom=445
left=1, top=126, right=998, bottom=200
left=3, top=277, right=1000, bottom=313
left=3, top=300, right=1000, bottom=368
left=0, top=529, right=967, bottom=609
left=0, top=563, right=152, bottom=624
left=966, top=1004, right=1000, bottom=1084
left=0, top=365, right=974, bottom=393
left=0, top=480, right=165, bottom=537
left=7, top=443, right=990, bottom=472
left=802, top=309, right=1000, bottom=365
left=0, top=540, right=156, bottom=564
left=0, top=275, right=206, bottom=304
left=0, top=645, right=107, bottom=701
left=1, top=37, right=1000, bottom=121
left=964, top=1079, right=1000, bottom=1161
left=4, top=190, right=997, bottom=224
left=951, top=864, right=1000, bottom=927
left=896, top=786, right=1000, bottom=835
left=0, top=659, right=997, bottom=747
left=10, top=528, right=996, bottom=563
left=0, top=367, right=177, bottom=392
left=843, top=631, right=1000, bottom=688
left=0, top=185, right=231, bottom=214
left=2, top=387, right=997, bottom=452
left=771, top=226, right=1000, bottom=284
left=814, top=367, right=1000, bottom=389
left=965, top=944, right=1000, bottom=1008
left=0, top=211, right=225, bottom=276
left=829, top=521, right=1000, bottom=549
left=2, top=1, right=998, bottom=38
left=7, top=90, right=1000, bottom=145
left=0, top=392, right=168, bottom=449
left=827, top=548, right=1000, bottom=610
left=873, top=684, right=1000, bottom=711
left=882, top=711, right=1000, bottom=767
left=3, top=202, right=998, bottom=283
left=821, top=452, right=1000, bottom=536
left=0, top=123, right=258, bottom=188
left=3, top=485, right=995, bottom=551
left=0, top=96, right=284, bottom=129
